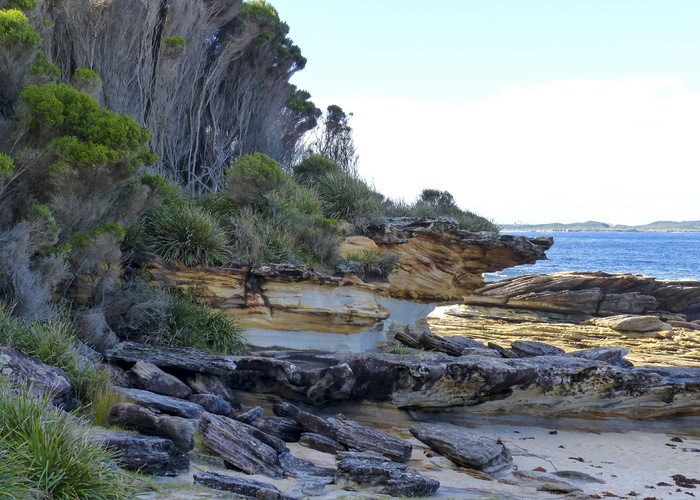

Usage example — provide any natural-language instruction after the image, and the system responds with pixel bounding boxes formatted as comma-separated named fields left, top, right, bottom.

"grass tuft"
left=0, top=382, right=133, bottom=499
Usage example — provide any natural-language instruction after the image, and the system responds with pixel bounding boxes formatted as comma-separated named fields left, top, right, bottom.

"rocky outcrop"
left=105, top=341, right=700, bottom=424
left=146, top=219, right=551, bottom=341
left=363, top=217, right=553, bottom=300
left=467, top=271, right=700, bottom=319
left=0, top=347, right=73, bottom=408
left=409, top=423, right=512, bottom=474
left=434, top=271, right=700, bottom=367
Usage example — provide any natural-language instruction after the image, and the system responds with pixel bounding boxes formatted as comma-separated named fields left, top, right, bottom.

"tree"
left=36, top=0, right=316, bottom=193
left=310, top=105, right=358, bottom=175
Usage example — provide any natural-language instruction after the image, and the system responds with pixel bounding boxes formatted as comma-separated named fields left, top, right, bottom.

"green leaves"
left=0, top=9, right=40, bottom=47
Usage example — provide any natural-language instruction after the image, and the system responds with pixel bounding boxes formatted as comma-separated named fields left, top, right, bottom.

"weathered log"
left=394, top=326, right=423, bottom=349
left=199, top=412, right=283, bottom=478
left=107, top=403, right=195, bottom=452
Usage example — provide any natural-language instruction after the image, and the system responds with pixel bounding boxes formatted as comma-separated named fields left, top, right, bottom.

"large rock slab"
left=118, top=387, right=206, bottom=418
left=409, top=423, right=512, bottom=474
left=590, top=314, right=672, bottom=332
left=199, top=412, right=284, bottom=478
left=105, top=342, right=237, bottom=376
left=193, top=471, right=282, bottom=498
left=334, top=454, right=440, bottom=497
left=0, top=347, right=72, bottom=408
left=228, top=351, right=700, bottom=422
left=468, top=271, right=700, bottom=319
left=107, top=403, right=195, bottom=452
left=92, top=430, right=190, bottom=476
left=366, top=217, right=552, bottom=300
left=125, top=361, right=192, bottom=398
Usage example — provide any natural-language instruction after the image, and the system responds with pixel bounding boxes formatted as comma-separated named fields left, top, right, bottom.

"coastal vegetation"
left=0, top=0, right=499, bottom=494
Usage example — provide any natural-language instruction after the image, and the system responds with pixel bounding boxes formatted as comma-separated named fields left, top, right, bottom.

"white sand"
left=281, top=425, right=700, bottom=499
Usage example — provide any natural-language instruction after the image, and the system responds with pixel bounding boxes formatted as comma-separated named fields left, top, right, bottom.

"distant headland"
left=501, top=220, right=700, bottom=232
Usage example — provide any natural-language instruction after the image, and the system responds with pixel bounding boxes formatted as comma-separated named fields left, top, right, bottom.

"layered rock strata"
left=105, top=342, right=700, bottom=425
left=147, top=219, right=551, bottom=341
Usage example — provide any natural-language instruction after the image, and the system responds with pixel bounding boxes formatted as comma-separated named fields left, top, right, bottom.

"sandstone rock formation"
left=146, top=218, right=551, bottom=345
left=363, top=217, right=553, bottom=300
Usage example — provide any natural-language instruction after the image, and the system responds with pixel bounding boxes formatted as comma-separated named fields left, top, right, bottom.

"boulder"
left=334, top=454, right=440, bottom=497
left=188, top=393, right=233, bottom=416
left=568, top=347, right=631, bottom=367
left=278, top=452, right=335, bottom=481
left=194, top=472, right=282, bottom=499
left=125, top=361, right=192, bottom=398
left=107, top=403, right=195, bottom=452
left=299, top=432, right=346, bottom=454
left=511, top=340, right=566, bottom=357
left=117, top=387, right=206, bottom=418
left=334, top=415, right=413, bottom=463
left=250, top=416, right=303, bottom=442
left=501, top=470, right=583, bottom=492
left=199, top=412, right=284, bottom=478
left=93, top=430, right=189, bottom=476
left=590, top=314, right=672, bottom=332
left=0, top=347, right=72, bottom=408
left=409, top=423, right=512, bottom=474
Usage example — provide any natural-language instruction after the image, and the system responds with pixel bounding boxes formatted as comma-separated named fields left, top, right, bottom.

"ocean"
left=486, top=231, right=700, bottom=282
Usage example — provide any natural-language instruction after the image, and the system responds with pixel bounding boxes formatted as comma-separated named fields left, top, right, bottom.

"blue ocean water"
left=486, top=232, right=700, bottom=282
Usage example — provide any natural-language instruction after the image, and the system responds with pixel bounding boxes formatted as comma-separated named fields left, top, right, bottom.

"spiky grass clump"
left=0, top=383, right=133, bottom=499
left=161, top=292, right=248, bottom=355
left=314, top=171, right=381, bottom=224
left=0, top=305, right=109, bottom=405
left=141, top=203, right=232, bottom=267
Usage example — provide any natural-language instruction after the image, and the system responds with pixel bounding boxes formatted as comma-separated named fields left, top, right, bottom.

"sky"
left=269, top=1, right=700, bottom=225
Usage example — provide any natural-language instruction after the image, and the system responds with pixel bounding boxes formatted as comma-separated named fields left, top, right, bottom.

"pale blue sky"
left=271, top=1, right=700, bottom=225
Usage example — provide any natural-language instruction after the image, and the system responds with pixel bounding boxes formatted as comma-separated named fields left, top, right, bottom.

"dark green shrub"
left=293, top=154, right=340, bottom=184
left=5, top=0, right=37, bottom=10
left=0, top=9, right=41, bottom=47
left=225, top=152, right=287, bottom=204
left=314, top=171, right=381, bottom=225
left=105, top=277, right=248, bottom=355
left=0, top=382, right=133, bottom=499
left=25, top=51, right=60, bottom=82
left=382, top=189, right=501, bottom=232
left=141, top=202, right=232, bottom=267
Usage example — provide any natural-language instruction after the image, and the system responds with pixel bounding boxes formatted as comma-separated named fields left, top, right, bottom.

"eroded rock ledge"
left=105, top=342, right=700, bottom=424
left=148, top=218, right=552, bottom=336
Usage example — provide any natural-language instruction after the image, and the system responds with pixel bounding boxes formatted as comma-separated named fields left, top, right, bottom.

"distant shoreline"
left=501, top=220, right=700, bottom=233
